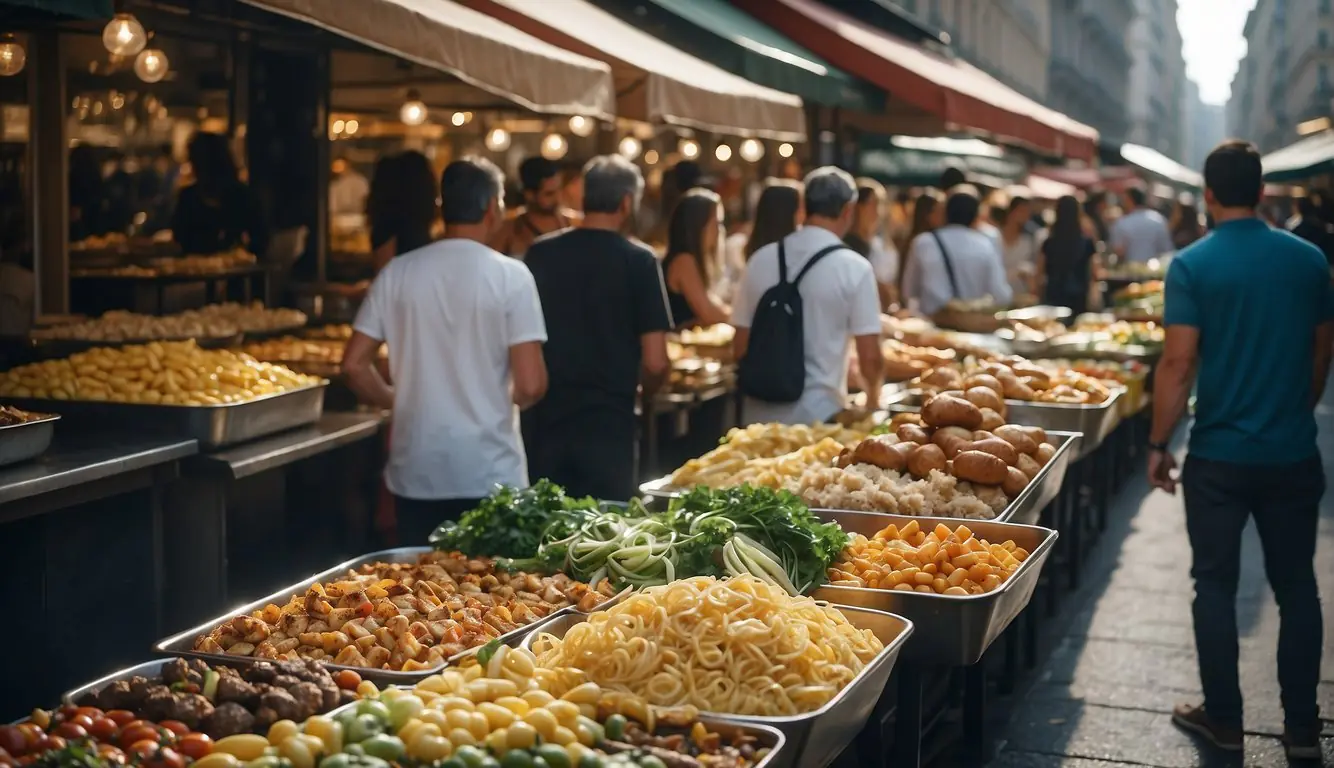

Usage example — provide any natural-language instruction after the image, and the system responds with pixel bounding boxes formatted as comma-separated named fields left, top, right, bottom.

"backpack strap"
left=792, top=243, right=848, bottom=286
left=929, top=231, right=960, bottom=299
left=777, top=236, right=790, bottom=284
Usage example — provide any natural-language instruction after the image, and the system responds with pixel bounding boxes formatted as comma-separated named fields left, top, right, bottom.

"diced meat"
left=201, top=702, right=255, bottom=740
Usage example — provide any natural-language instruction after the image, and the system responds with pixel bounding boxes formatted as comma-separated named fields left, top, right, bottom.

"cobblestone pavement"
left=987, top=403, right=1334, bottom=767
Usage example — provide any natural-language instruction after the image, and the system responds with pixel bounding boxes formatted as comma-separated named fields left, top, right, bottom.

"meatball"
left=216, top=675, right=260, bottom=705
left=140, top=687, right=178, bottom=722
left=244, top=662, right=277, bottom=684
left=96, top=680, right=135, bottom=711
left=258, top=689, right=303, bottom=722
left=202, top=702, right=256, bottom=740
left=271, top=675, right=301, bottom=690
left=162, top=658, right=192, bottom=685
left=171, top=694, right=215, bottom=730
left=317, top=681, right=340, bottom=712
left=287, top=682, right=324, bottom=720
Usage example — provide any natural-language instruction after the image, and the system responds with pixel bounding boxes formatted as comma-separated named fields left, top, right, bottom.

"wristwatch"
left=1148, top=440, right=1170, bottom=453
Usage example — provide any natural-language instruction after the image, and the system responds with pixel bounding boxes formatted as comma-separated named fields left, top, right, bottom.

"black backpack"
left=737, top=237, right=848, bottom=403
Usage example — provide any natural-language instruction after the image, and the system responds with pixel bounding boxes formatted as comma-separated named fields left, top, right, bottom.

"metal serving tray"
left=0, top=412, right=58, bottom=467
left=6, top=384, right=326, bottom=449
left=812, top=511, right=1057, bottom=666
left=154, top=547, right=628, bottom=685
left=29, top=333, right=244, bottom=359
left=995, top=429, right=1079, bottom=524
left=886, top=387, right=1119, bottom=458
left=519, top=604, right=912, bottom=768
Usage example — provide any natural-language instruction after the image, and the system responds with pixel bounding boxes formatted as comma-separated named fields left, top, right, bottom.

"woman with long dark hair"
left=1170, top=197, right=1205, bottom=248
left=897, top=189, right=945, bottom=301
left=745, top=178, right=803, bottom=260
left=663, top=188, right=729, bottom=328
left=1035, top=195, right=1097, bottom=314
left=368, top=151, right=438, bottom=269
left=172, top=132, right=268, bottom=257
left=999, top=193, right=1037, bottom=297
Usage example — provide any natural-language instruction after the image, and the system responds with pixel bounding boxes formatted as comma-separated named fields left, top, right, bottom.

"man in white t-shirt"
left=1111, top=186, right=1174, bottom=263
left=902, top=185, right=1013, bottom=316
left=343, top=157, right=549, bottom=544
left=732, top=166, right=883, bottom=425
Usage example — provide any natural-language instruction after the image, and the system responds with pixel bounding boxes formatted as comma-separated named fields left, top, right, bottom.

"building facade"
left=898, top=0, right=1052, bottom=102
left=1045, top=0, right=1136, bottom=146
left=1182, top=80, right=1226, bottom=170
left=1228, top=0, right=1334, bottom=153
left=1125, top=0, right=1188, bottom=160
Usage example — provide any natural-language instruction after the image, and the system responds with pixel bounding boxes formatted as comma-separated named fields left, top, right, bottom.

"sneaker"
left=1171, top=703, right=1243, bottom=752
left=1282, top=727, right=1322, bottom=761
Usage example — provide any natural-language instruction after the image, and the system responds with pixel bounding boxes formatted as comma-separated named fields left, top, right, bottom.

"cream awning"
left=242, top=0, right=615, bottom=119
left=463, top=0, right=806, bottom=140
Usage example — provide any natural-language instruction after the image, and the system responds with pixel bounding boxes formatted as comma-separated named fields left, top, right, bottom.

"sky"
left=1177, top=0, right=1257, bottom=105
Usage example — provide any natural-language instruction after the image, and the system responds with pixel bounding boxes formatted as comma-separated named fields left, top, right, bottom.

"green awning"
left=0, top=0, right=112, bottom=18
left=591, top=0, right=882, bottom=112
left=1262, top=131, right=1334, bottom=183
left=856, top=134, right=1028, bottom=186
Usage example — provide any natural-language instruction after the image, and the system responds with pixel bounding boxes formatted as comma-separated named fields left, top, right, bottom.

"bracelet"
left=1148, top=441, right=1169, bottom=453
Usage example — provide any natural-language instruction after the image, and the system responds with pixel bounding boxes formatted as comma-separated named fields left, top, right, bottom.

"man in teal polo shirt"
left=1149, top=139, right=1334, bottom=759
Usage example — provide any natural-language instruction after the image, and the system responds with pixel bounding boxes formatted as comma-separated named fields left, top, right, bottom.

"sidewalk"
left=987, top=406, right=1334, bottom=767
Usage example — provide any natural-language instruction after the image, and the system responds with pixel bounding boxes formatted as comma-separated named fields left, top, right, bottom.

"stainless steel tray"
left=154, top=547, right=627, bottom=685
left=6, top=384, right=326, bottom=449
left=0, top=412, right=58, bottom=467
left=812, top=511, right=1057, bottom=666
left=639, top=476, right=686, bottom=500
left=886, top=387, right=1119, bottom=458
left=996, top=429, right=1079, bottom=524
left=996, top=305, right=1072, bottom=322
left=29, top=333, right=243, bottom=358
left=519, top=604, right=912, bottom=768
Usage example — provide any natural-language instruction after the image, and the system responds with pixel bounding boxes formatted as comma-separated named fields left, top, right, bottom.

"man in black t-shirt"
left=523, top=155, right=673, bottom=500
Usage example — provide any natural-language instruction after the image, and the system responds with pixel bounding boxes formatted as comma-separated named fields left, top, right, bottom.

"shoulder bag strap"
left=929, top=231, right=960, bottom=299
left=777, top=236, right=790, bottom=284
left=792, top=243, right=849, bottom=287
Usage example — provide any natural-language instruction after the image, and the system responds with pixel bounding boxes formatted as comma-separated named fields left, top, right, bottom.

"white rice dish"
left=788, top=463, right=1008, bottom=519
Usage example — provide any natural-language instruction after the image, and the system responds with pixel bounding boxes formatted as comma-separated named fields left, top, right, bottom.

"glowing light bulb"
left=679, top=139, right=700, bottom=160
left=740, top=139, right=764, bottom=162
left=134, top=49, right=168, bottom=83
left=451, top=111, right=466, bottom=127
left=540, top=133, right=568, bottom=160
left=714, top=144, right=732, bottom=162
left=643, top=149, right=660, bottom=165
left=618, top=136, right=641, bottom=160
left=568, top=115, right=595, bottom=137
left=0, top=38, right=25, bottom=77
left=399, top=98, right=427, bottom=126
left=345, top=119, right=359, bottom=135
left=102, top=13, right=147, bottom=57
left=778, top=142, right=794, bottom=158
left=485, top=127, right=511, bottom=152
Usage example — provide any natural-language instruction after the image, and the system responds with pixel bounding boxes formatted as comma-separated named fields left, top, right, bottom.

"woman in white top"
left=998, top=193, right=1038, bottom=298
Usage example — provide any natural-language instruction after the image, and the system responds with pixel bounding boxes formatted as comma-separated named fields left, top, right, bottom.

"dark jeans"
left=392, top=495, right=483, bottom=547
left=525, top=422, right=637, bottom=501
left=1182, top=454, right=1325, bottom=731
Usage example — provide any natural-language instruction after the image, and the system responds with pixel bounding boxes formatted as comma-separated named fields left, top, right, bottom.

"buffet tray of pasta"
left=519, top=576, right=913, bottom=768
left=155, top=547, right=624, bottom=685
left=812, top=511, right=1058, bottom=666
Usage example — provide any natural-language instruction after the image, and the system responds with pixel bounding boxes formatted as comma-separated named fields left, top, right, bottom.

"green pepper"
left=359, top=734, right=406, bottom=763
left=202, top=669, right=220, bottom=701
left=603, top=715, right=627, bottom=742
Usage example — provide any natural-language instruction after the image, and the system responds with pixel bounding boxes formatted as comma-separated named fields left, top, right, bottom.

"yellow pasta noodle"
left=530, top=575, right=883, bottom=716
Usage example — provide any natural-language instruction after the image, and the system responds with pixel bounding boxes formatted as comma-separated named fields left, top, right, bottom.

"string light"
left=740, top=139, right=764, bottom=162
left=345, top=119, right=359, bottom=135
left=399, top=91, right=427, bottom=125
left=451, top=111, right=467, bottom=126
left=617, top=136, right=641, bottom=160
left=540, top=133, right=568, bottom=160
left=714, top=144, right=732, bottom=162
left=0, top=36, right=25, bottom=77
left=102, top=13, right=147, bottom=57
left=134, top=48, right=168, bottom=83
left=485, top=127, right=511, bottom=152
left=643, top=149, right=660, bottom=165
left=568, top=115, right=595, bottom=137
left=679, top=139, right=700, bottom=160
left=778, top=142, right=794, bottom=158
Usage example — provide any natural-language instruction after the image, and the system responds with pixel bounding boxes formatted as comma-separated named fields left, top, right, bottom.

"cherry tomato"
left=96, top=745, right=126, bottom=765
left=105, top=711, right=136, bottom=728
left=33, top=735, right=66, bottom=753
left=123, top=721, right=156, bottom=733
left=157, top=722, right=189, bottom=739
left=74, top=707, right=103, bottom=720
left=52, top=724, right=87, bottom=741
left=333, top=669, right=362, bottom=691
left=175, top=734, right=212, bottom=761
left=14, top=726, right=42, bottom=751
left=68, top=715, right=94, bottom=731
left=56, top=706, right=78, bottom=721
left=88, top=718, right=118, bottom=742
left=119, top=725, right=161, bottom=748
left=147, top=746, right=186, bottom=768
left=127, top=740, right=160, bottom=763
left=0, top=728, right=25, bottom=757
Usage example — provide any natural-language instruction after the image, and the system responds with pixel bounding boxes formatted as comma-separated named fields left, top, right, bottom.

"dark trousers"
left=1182, top=454, right=1325, bottom=730
left=392, top=495, right=483, bottom=547
left=525, top=422, right=637, bottom=502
